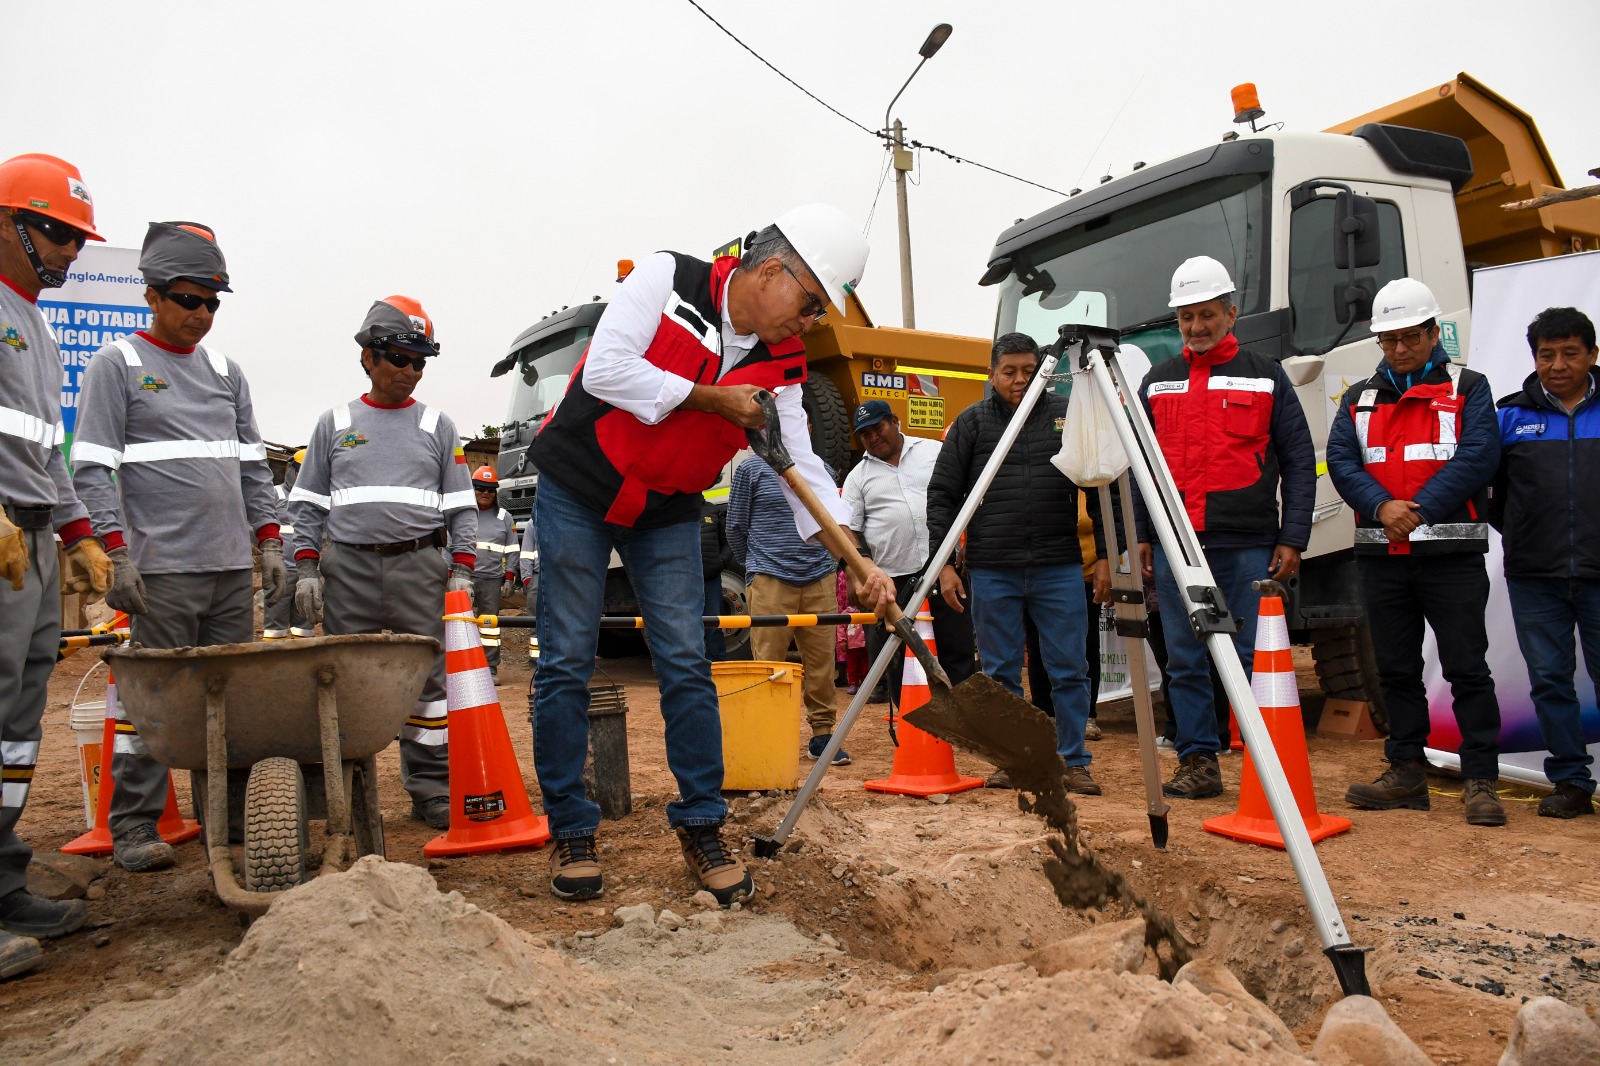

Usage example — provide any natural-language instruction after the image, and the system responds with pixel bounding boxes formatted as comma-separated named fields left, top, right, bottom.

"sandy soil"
left=4, top=623, right=1597, bottom=1065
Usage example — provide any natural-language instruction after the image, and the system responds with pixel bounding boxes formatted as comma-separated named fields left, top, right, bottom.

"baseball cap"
left=853, top=399, right=893, bottom=433
left=355, top=295, right=440, bottom=356
left=139, top=221, right=232, bottom=292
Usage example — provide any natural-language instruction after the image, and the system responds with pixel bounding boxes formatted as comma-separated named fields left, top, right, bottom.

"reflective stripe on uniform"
left=1, top=739, right=39, bottom=806
left=279, top=523, right=295, bottom=535
left=440, top=490, right=475, bottom=511
left=72, top=439, right=124, bottom=469
left=1403, top=443, right=1456, bottom=462
left=418, top=405, right=439, bottom=434
left=331, top=485, right=446, bottom=508
left=288, top=484, right=332, bottom=509
left=476, top=541, right=518, bottom=553
left=401, top=698, right=449, bottom=746
left=1353, top=522, right=1487, bottom=544
left=0, top=405, right=65, bottom=449
left=1207, top=375, right=1275, bottom=393
left=332, top=404, right=352, bottom=431
left=122, top=438, right=245, bottom=464
left=113, top=338, right=141, bottom=366
left=1363, top=447, right=1387, bottom=464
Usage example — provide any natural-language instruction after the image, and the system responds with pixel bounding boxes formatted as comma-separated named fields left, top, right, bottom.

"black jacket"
left=1490, top=369, right=1600, bottom=580
left=926, top=391, right=1107, bottom=570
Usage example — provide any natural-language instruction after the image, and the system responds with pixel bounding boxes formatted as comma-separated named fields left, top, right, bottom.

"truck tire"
left=718, top=569, right=753, bottom=661
left=1311, top=626, right=1389, bottom=733
left=802, top=375, right=851, bottom=476
left=243, top=757, right=309, bottom=891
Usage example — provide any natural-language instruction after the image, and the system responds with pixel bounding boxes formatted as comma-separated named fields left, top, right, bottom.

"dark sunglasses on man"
left=158, top=289, right=222, bottom=313
left=378, top=348, right=431, bottom=372
left=16, top=209, right=88, bottom=251
left=781, top=262, right=827, bottom=322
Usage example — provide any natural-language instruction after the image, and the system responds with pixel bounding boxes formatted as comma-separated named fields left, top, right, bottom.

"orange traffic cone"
left=424, top=589, right=551, bottom=857
left=1226, top=706, right=1244, bottom=752
left=63, top=670, right=200, bottom=855
left=864, top=604, right=984, bottom=798
left=1203, top=593, right=1351, bottom=848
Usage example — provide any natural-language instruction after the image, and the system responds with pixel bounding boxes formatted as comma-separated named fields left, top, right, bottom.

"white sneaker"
left=1155, top=736, right=1177, bottom=751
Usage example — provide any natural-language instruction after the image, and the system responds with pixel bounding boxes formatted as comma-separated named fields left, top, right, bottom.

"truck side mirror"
left=1333, top=278, right=1377, bottom=325
left=1333, top=191, right=1381, bottom=270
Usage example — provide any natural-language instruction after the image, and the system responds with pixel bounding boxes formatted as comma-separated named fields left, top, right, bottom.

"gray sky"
left=14, top=0, right=1597, bottom=444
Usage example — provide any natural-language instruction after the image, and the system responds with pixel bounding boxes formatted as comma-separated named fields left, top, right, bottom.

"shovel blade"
left=908, top=674, right=1062, bottom=794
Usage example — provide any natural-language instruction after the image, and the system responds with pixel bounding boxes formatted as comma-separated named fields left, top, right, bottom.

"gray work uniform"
left=0, top=280, right=93, bottom=899
left=472, top=506, right=517, bottom=668
left=72, top=332, right=277, bottom=834
left=262, top=479, right=310, bottom=638
left=289, top=398, right=476, bottom=802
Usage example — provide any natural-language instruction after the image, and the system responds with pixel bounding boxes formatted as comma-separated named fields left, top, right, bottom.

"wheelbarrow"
left=104, top=633, right=438, bottom=917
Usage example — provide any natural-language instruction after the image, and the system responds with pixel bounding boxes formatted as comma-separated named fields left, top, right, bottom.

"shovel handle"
left=773, top=464, right=907, bottom=628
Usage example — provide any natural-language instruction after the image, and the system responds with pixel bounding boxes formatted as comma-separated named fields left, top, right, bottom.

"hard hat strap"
left=12, top=214, right=66, bottom=289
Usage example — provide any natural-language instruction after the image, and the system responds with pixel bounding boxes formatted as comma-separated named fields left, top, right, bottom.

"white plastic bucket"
left=70, top=662, right=108, bottom=828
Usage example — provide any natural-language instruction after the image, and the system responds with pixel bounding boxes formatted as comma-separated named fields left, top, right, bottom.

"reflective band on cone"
left=863, top=603, right=984, bottom=797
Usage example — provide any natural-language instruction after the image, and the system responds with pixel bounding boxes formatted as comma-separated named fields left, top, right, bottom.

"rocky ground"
left=4, top=626, right=1598, bottom=1064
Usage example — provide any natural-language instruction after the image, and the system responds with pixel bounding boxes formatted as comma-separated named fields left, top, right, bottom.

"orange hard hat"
left=0, top=154, right=105, bottom=241
left=471, top=465, right=499, bottom=487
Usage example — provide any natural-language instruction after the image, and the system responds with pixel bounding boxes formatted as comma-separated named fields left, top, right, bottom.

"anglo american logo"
left=1382, top=305, right=1407, bottom=315
left=1178, top=279, right=1199, bottom=288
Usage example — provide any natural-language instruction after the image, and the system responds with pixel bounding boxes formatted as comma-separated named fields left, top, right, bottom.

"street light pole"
left=883, top=22, right=951, bottom=330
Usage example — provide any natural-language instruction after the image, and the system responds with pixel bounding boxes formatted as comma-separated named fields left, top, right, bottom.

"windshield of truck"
left=995, top=173, right=1269, bottom=366
left=503, top=325, right=594, bottom=429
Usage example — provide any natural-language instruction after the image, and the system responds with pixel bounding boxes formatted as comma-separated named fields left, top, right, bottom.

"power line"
left=682, top=0, right=1065, bottom=199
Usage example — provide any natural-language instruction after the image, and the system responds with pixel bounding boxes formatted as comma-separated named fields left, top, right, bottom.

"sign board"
left=859, top=371, right=905, bottom=400
left=907, top=394, right=945, bottom=430
left=35, top=245, right=149, bottom=444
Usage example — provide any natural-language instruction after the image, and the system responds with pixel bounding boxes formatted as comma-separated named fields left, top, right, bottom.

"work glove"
left=295, top=555, right=324, bottom=625
left=105, top=546, right=148, bottom=615
left=0, top=512, right=27, bottom=591
left=447, top=564, right=474, bottom=610
left=259, top=538, right=288, bottom=605
left=63, top=536, right=114, bottom=604
left=501, top=572, right=517, bottom=599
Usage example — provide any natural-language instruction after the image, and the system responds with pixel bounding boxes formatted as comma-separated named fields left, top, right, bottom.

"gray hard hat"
left=354, top=296, right=439, bottom=355
left=139, top=221, right=232, bottom=292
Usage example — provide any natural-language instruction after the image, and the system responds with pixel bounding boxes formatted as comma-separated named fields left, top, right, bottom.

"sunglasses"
left=781, top=263, right=827, bottom=322
left=17, top=210, right=88, bottom=251
left=378, top=349, right=430, bottom=372
left=1376, top=329, right=1430, bottom=353
left=160, top=290, right=222, bottom=313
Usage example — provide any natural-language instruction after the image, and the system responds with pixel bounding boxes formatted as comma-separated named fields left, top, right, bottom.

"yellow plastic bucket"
left=713, top=661, right=803, bottom=791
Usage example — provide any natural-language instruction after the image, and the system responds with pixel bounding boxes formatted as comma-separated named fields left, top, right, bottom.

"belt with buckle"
left=3, top=503, right=54, bottom=530
left=342, top=533, right=440, bottom=556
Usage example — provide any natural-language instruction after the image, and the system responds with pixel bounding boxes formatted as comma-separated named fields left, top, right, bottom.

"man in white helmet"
left=526, top=205, right=894, bottom=906
left=1327, top=277, right=1505, bottom=826
left=73, top=221, right=285, bottom=874
left=1135, top=255, right=1316, bottom=801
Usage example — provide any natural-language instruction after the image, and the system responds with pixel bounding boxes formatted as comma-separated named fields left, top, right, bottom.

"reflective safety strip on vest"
left=401, top=698, right=448, bottom=746
left=111, top=689, right=148, bottom=756
left=1207, top=375, right=1275, bottom=393
left=122, top=439, right=246, bottom=464
left=1, top=739, right=39, bottom=808
left=1353, top=522, right=1487, bottom=545
left=440, top=490, right=476, bottom=511
left=476, top=541, right=517, bottom=554
left=289, top=484, right=332, bottom=509
left=330, top=485, right=446, bottom=508
left=113, top=338, right=142, bottom=366
left=333, top=404, right=352, bottom=431
left=417, top=406, right=439, bottom=434
left=665, top=290, right=719, bottom=353
left=0, top=405, right=65, bottom=449
left=1404, top=444, right=1456, bottom=461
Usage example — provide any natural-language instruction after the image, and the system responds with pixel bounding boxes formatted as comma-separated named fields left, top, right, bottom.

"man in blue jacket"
left=1491, top=306, right=1599, bottom=819
left=1327, top=278, right=1504, bottom=826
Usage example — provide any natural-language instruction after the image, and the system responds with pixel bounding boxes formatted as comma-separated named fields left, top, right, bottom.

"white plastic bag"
left=1051, top=373, right=1130, bottom=487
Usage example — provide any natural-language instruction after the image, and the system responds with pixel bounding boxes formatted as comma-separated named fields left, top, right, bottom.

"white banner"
left=35, top=245, right=148, bottom=443
left=1424, top=251, right=1600, bottom=783
left=1094, top=601, right=1161, bottom=705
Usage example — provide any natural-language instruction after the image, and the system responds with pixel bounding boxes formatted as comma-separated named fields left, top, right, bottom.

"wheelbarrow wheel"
left=243, top=757, right=309, bottom=891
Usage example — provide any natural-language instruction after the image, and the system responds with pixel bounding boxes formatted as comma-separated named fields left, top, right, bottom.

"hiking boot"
left=1084, top=719, right=1103, bottom=742
left=985, top=769, right=1014, bottom=789
left=1538, top=782, right=1595, bottom=819
left=410, top=796, right=451, bottom=830
left=1163, top=753, right=1223, bottom=800
left=549, top=836, right=604, bottom=900
left=807, top=735, right=850, bottom=766
left=0, top=930, right=43, bottom=981
left=1064, top=764, right=1102, bottom=796
left=0, top=889, right=87, bottom=939
left=676, top=824, right=755, bottom=907
left=1344, top=760, right=1429, bottom=811
left=113, top=822, right=175, bottom=873
left=1462, top=779, right=1507, bottom=827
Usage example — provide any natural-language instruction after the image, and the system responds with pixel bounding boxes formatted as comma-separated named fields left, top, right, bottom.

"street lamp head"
left=919, top=23, right=953, bottom=58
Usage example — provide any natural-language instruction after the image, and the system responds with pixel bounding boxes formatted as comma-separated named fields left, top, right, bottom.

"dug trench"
left=6, top=649, right=1598, bottom=1064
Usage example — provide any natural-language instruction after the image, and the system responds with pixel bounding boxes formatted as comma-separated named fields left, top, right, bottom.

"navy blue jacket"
left=1491, top=369, right=1600, bottom=581
left=1327, top=347, right=1501, bottom=537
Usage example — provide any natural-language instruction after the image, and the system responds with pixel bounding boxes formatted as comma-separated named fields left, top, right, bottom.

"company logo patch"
left=67, top=178, right=92, bottom=205
left=1382, top=305, right=1407, bottom=315
left=138, top=375, right=170, bottom=391
left=2, top=322, right=28, bottom=350
left=1054, top=417, right=1066, bottom=433
left=407, top=314, right=429, bottom=333
left=1148, top=380, right=1189, bottom=395
left=1177, top=278, right=1199, bottom=288
left=339, top=431, right=369, bottom=449
left=1513, top=423, right=1544, bottom=435
left=28, top=198, right=48, bottom=210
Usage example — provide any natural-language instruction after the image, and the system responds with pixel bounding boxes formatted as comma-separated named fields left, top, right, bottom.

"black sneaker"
left=676, top=824, right=755, bottom=907
left=1345, top=759, right=1430, bottom=811
left=867, top=684, right=889, bottom=705
left=0, top=889, right=88, bottom=939
left=807, top=735, right=851, bottom=766
left=410, top=796, right=451, bottom=830
left=549, top=836, right=604, bottom=900
left=1163, top=753, right=1223, bottom=800
left=112, top=821, right=175, bottom=873
left=1538, top=782, right=1596, bottom=819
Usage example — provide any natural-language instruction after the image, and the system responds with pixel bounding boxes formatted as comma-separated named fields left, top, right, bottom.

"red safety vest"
left=1348, top=363, right=1487, bottom=555
left=530, top=253, right=807, bottom=528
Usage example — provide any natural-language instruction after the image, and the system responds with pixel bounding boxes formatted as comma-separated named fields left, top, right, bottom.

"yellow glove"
left=0, top=512, right=28, bottom=592
left=63, top=537, right=114, bottom=604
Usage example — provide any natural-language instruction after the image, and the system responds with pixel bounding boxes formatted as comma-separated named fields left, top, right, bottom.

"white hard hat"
left=1368, top=278, right=1442, bottom=333
left=1167, top=256, right=1235, bottom=308
left=772, top=204, right=869, bottom=315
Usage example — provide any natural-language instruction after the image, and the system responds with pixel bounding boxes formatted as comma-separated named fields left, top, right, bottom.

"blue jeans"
left=1506, top=577, right=1600, bottom=792
left=1153, top=544, right=1272, bottom=760
left=703, top=575, right=726, bottom=661
left=968, top=565, right=1091, bottom=766
left=533, top=476, right=727, bottom=837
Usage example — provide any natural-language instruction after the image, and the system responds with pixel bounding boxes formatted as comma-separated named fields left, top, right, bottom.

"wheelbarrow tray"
left=104, top=634, right=438, bottom=772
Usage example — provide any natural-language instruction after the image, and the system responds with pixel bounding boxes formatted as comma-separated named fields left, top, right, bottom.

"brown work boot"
left=1462, top=779, right=1507, bottom=827
left=0, top=930, right=43, bottom=981
left=1538, top=782, right=1595, bottom=819
left=548, top=835, right=604, bottom=900
left=1064, top=764, right=1103, bottom=796
left=112, top=822, right=176, bottom=873
left=1162, top=753, right=1223, bottom=800
left=1344, top=760, right=1430, bottom=810
left=676, top=824, right=755, bottom=907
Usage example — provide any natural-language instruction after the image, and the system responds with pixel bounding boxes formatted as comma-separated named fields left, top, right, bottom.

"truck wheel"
left=243, top=757, right=309, bottom=891
left=802, top=375, right=851, bottom=476
left=1311, top=626, right=1389, bottom=733
left=718, top=569, right=753, bottom=661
